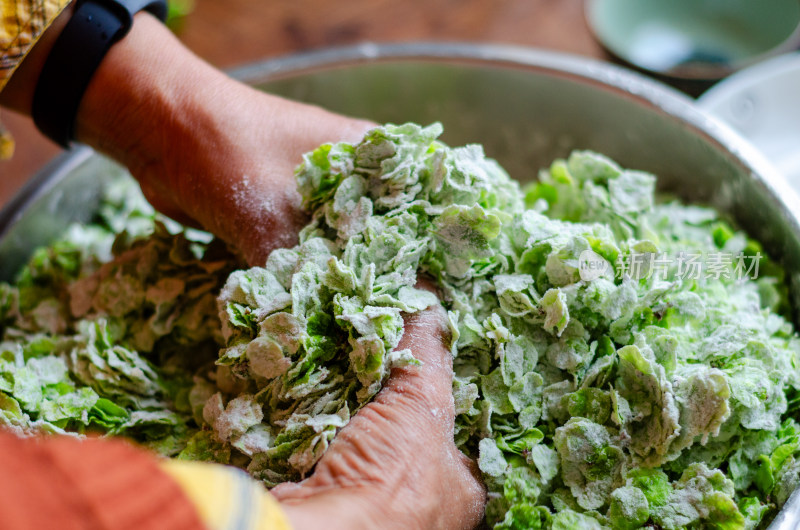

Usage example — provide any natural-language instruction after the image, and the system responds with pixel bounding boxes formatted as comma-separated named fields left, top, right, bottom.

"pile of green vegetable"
left=1, top=123, right=799, bottom=529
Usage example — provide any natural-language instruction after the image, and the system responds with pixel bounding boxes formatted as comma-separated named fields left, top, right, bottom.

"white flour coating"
left=2, top=124, right=799, bottom=529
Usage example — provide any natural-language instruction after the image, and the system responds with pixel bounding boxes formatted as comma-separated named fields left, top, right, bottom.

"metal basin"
left=1, top=43, right=799, bottom=527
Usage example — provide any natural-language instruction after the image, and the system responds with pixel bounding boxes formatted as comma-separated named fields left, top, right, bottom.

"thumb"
left=375, top=280, right=456, bottom=420
left=270, top=480, right=311, bottom=501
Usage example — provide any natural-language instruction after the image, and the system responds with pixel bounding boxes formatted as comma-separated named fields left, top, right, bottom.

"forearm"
left=0, top=5, right=205, bottom=155
left=74, top=12, right=224, bottom=170
left=71, top=11, right=372, bottom=263
left=71, top=15, right=303, bottom=251
left=3, top=1, right=370, bottom=265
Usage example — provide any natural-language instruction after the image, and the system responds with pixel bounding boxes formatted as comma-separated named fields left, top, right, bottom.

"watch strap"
left=32, top=0, right=167, bottom=148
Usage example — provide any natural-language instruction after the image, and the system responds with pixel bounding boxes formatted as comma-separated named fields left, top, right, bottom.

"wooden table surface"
left=0, top=0, right=605, bottom=208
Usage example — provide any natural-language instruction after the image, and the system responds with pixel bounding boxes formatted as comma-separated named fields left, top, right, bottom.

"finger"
left=390, top=277, right=452, bottom=384
left=394, top=304, right=452, bottom=374
left=270, top=481, right=312, bottom=502
left=378, top=302, right=455, bottom=417
left=455, top=455, right=488, bottom=529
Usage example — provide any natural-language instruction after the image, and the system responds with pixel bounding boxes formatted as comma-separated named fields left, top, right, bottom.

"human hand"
left=271, top=296, right=486, bottom=530
left=74, top=14, right=372, bottom=266
left=3, top=13, right=371, bottom=266
left=6, top=15, right=486, bottom=527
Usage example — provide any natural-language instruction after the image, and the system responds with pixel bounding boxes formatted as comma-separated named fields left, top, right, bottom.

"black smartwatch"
left=32, top=0, right=168, bottom=148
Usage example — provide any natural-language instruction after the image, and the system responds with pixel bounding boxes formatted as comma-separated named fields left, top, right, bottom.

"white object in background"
left=698, top=53, right=800, bottom=192
left=585, top=0, right=800, bottom=81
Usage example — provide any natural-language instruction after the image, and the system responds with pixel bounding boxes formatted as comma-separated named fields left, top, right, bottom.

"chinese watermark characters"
left=578, top=250, right=761, bottom=282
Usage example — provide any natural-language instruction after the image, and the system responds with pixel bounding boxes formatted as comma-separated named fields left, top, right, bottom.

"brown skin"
left=1, top=8, right=485, bottom=529
left=275, top=299, right=486, bottom=530
left=2, top=11, right=372, bottom=266
left=74, top=14, right=374, bottom=266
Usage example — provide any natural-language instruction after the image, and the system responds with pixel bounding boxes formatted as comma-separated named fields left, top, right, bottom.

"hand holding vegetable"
left=1, top=9, right=481, bottom=530
left=73, top=17, right=484, bottom=530
left=3, top=11, right=372, bottom=266
left=274, top=296, right=486, bottom=530
left=75, top=14, right=373, bottom=266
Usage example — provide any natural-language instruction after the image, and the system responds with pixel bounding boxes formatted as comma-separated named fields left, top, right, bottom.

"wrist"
left=74, top=12, right=224, bottom=167
left=73, top=13, right=265, bottom=236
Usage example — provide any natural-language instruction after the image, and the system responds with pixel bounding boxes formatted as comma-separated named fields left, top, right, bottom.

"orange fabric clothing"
left=0, top=430, right=295, bottom=530
left=0, top=432, right=206, bottom=530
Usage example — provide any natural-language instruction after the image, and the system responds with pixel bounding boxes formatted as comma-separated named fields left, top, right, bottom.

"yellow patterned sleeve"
left=1, top=0, right=71, bottom=91
left=158, top=460, right=294, bottom=530
left=1, top=0, right=72, bottom=158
